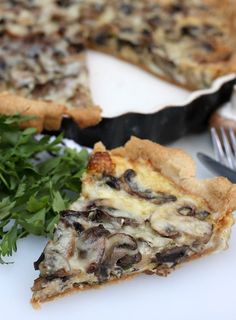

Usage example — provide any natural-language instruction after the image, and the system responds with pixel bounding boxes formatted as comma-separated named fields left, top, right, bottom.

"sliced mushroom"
left=106, top=233, right=138, bottom=251
left=85, top=200, right=140, bottom=227
left=38, top=221, right=78, bottom=276
left=177, top=206, right=210, bottom=220
left=117, top=252, right=142, bottom=269
left=103, top=174, right=121, bottom=190
left=78, top=225, right=109, bottom=274
left=34, top=252, right=45, bottom=271
left=152, top=193, right=177, bottom=205
left=89, top=208, right=124, bottom=227
left=122, top=169, right=152, bottom=198
left=122, top=169, right=177, bottom=204
left=155, top=246, right=189, bottom=264
left=88, top=207, right=139, bottom=228
left=150, top=207, right=213, bottom=245
left=82, top=225, right=111, bottom=241
left=152, top=222, right=180, bottom=238
left=178, top=206, right=195, bottom=216
left=96, top=233, right=139, bottom=281
left=60, top=210, right=91, bottom=232
left=40, top=249, right=72, bottom=277
left=88, top=208, right=114, bottom=223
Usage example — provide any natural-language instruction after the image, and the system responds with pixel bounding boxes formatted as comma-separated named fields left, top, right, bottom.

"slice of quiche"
left=0, top=1, right=101, bottom=131
left=31, top=137, right=236, bottom=306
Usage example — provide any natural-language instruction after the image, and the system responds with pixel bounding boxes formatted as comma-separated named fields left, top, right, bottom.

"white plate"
left=0, top=52, right=236, bottom=320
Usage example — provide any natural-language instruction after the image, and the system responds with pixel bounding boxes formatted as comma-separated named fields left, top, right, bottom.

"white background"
left=0, top=51, right=235, bottom=320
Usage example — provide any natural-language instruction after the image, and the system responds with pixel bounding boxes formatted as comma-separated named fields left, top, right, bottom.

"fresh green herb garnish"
left=0, top=115, right=88, bottom=263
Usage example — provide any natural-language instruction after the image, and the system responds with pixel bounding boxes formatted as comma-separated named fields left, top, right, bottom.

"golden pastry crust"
left=0, top=92, right=101, bottom=132
left=31, top=137, right=236, bottom=306
left=31, top=272, right=138, bottom=309
left=65, top=105, right=102, bottom=129
left=0, top=92, right=65, bottom=132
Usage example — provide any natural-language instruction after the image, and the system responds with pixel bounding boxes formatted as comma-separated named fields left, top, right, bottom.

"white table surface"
left=0, top=51, right=235, bottom=320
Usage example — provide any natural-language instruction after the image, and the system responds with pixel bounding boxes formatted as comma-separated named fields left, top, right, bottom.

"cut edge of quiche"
left=81, top=0, right=236, bottom=90
left=31, top=136, right=236, bottom=307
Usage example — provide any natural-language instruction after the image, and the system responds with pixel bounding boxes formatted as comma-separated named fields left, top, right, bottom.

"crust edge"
left=31, top=272, right=138, bottom=309
left=0, top=92, right=101, bottom=132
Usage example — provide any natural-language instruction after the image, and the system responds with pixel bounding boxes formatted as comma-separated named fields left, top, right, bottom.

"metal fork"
left=211, top=127, right=236, bottom=170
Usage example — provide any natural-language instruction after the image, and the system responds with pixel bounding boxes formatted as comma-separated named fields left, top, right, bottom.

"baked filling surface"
left=31, top=137, right=236, bottom=305
left=1, top=0, right=236, bottom=94
left=0, top=1, right=101, bottom=129
left=0, top=1, right=235, bottom=131
left=80, top=0, right=236, bottom=88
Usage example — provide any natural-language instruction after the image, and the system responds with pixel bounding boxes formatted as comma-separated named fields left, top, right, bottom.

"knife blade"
left=197, top=152, right=236, bottom=183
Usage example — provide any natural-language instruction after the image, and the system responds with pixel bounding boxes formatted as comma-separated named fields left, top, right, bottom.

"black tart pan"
left=46, top=74, right=236, bottom=149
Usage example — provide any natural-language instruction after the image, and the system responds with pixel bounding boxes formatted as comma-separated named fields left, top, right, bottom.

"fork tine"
left=229, top=128, right=236, bottom=155
left=220, top=127, right=235, bottom=169
left=211, top=127, right=226, bottom=164
left=229, top=128, right=236, bottom=169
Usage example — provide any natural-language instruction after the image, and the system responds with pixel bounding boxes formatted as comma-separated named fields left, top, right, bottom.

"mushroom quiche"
left=0, top=1, right=101, bottom=131
left=0, top=0, right=235, bottom=131
left=31, top=137, right=236, bottom=306
left=80, top=0, right=236, bottom=89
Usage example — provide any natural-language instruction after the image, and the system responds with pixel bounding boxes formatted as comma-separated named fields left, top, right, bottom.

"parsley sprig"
left=0, top=115, right=88, bottom=263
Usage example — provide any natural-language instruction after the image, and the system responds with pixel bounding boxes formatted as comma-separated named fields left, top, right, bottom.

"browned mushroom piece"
left=122, top=169, right=177, bottom=204
left=60, top=210, right=95, bottom=233
left=153, top=223, right=180, bottom=238
left=106, top=233, right=138, bottom=251
left=88, top=208, right=115, bottom=223
left=96, top=233, right=139, bottom=281
left=85, top=203, right=140, bottom=227
left=87, top=207, right=130, bottom=228
left=117, top=252, right=142, bottom=269
left=103, top=174, right=121, bottom=190
left=155, top=246, right=189, bottom=265
left=78, top=225, right=110, bottom=274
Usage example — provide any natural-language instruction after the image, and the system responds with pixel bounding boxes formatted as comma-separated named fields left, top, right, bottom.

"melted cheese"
left=82, top=183, right=158, bottom=218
